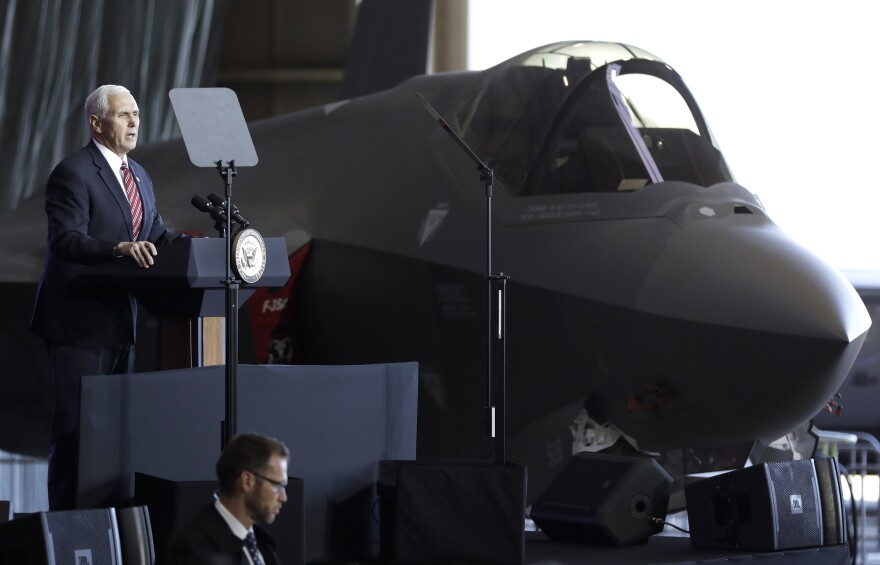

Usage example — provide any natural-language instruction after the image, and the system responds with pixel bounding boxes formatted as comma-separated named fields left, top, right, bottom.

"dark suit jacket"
left=156, top=503, right=280, bottom=565
left=30, top=141, right=182, bottom=347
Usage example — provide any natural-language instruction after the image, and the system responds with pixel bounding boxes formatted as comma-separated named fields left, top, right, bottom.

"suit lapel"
left=87, top=142, right=134, bottom=240
left=202, top=504, right=250, bottom=563
left=254, top=526, right=279, bottom=565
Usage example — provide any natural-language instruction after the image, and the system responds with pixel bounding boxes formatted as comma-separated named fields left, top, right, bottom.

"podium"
left=77, top=237, right=290, bottom=367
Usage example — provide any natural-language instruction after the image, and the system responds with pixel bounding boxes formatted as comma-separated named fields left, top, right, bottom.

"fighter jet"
left=142, top=40, right=872, bottom=481
left=1, top=42, right=871, bottom=496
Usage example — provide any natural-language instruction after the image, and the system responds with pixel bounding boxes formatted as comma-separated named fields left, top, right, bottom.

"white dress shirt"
left=92, top=139, right=131, bottom=194
left=214, top=499, right=265, bottom=565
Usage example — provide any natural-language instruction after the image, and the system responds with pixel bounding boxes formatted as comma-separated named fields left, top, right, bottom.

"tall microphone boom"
left=207, top=193, right=250, bottom=228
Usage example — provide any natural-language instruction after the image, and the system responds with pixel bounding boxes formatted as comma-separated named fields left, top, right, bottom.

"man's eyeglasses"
left=248, top=470, right=287, bottom=494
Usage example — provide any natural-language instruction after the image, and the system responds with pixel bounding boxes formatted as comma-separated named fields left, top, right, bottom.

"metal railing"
left=820, top=432, right=880, bottom=565
left=0, top=450, right=48, bottom=515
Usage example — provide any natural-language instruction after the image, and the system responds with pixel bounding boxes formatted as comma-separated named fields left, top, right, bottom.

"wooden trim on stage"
left=202, top=317, right=224, bottom=366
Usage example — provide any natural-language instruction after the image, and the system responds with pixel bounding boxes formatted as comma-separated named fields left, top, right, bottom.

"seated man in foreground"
left=157, top=433, right=289, bottom=565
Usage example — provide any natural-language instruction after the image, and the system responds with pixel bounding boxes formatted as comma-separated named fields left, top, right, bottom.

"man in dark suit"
left=30, top=84, right=184, bottom=510
left=157, top=433, right=289, bottom=565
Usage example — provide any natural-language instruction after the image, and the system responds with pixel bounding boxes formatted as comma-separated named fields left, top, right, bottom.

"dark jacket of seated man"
left=157, top=502, right=280, bottom=565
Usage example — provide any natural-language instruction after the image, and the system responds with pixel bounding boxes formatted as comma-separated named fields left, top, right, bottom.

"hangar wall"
left=216, top=0, right=468, bottom=121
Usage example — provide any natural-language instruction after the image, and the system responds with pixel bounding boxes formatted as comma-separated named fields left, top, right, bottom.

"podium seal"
left=232, top=228, right=267, bottom=283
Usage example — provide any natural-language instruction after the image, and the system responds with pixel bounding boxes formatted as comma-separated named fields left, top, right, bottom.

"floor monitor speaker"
left=531, top=452, right=673, bottom=545
left=0, top=507, right=121, bottom=564
left=686, top=457, right=846, bottom=550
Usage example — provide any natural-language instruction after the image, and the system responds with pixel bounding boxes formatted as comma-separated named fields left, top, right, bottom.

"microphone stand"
left=418, top=93, right=509, bottom=465
left=217, top=159, right=239, bottom=449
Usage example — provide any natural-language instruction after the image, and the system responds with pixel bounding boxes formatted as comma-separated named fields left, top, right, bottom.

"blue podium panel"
left=78, top=362, right=418, bottom=562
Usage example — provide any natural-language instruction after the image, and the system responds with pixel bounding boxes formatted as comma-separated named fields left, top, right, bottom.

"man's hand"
left=114, top=241, right=157, bottom=268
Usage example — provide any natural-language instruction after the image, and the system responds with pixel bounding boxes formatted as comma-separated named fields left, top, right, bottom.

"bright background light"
left=468, top=0, right=880, bottom=271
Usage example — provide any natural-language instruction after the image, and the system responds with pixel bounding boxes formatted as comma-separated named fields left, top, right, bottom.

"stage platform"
left=305, top=533, right=850, bottom=564
left=78, top=362, right=419, bottom=563
left=68, top=361, right=856, bottom=564
left=523, top=532, right=850, bottom=565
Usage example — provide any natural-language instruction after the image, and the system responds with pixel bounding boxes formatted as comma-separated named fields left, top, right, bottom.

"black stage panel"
left=379, top=461, right=527, bottom=564
left=524, top=532, right=850, bottom=564
left=78, top=362, right=418, bottom=563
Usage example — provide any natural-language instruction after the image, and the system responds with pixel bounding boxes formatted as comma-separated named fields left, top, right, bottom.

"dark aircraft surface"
left=0, top=42, right=871, bottom=496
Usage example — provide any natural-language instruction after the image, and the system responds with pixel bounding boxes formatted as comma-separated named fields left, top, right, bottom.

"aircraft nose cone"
left=615, top=209, right=871, bottom=449
left=637, top=213, right=870, bottom=343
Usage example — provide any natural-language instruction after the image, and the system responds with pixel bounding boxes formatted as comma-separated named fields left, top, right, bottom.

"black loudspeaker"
left=0, top=507, right=121, bottom=564
left=134, top=473, right=306, bottom=565
left=379, top=461, right=527, bottom=564
left=531, top=452, right=673, bottom=545
left=686, top=457, right=846, bottom=550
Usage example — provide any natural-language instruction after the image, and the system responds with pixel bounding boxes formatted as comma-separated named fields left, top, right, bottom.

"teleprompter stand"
left=169, top=87, right=259, bottom=449
left=417, top=92, right=509, bottom=464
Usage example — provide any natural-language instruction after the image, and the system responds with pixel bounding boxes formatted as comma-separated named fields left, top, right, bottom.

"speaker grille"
left=687, top=457, right=844, bottom=551
left=765, top=461, right=822, bottom=549
left=45, top=509, right=120, bottom=565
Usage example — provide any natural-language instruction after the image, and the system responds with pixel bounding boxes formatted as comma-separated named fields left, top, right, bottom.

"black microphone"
left=207, top=193, right=250, bottom=228
left=191, top=194, right=227, bottom=222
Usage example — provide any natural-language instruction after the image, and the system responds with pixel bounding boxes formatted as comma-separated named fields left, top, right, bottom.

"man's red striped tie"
left=120, top=162, right=143, bottom=240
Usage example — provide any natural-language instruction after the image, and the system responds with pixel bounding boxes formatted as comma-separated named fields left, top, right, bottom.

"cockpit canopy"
left=448, top=41, right=733, bottom=196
